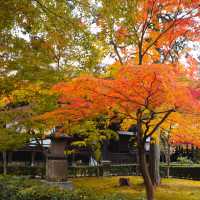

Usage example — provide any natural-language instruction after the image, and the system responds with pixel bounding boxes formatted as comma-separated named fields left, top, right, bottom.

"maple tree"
left=86, top=0, right=200, bottom=65
left=89, top=0, right=200, bottom=187
left=43, top=63, right=200, bottom=200
left=0, top=1, right=199, bottom=198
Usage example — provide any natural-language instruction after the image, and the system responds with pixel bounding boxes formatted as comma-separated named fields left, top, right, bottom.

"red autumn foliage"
left=42, top=64, right=200, bottom=144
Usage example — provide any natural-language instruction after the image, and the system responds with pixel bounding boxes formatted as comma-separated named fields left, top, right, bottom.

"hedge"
left=160, top=165, right=200, bottom=180
left=68, top=164, right=138, bottom=177
left=1, top=164, right=200, bottom=180
left=0, top=165, right=45, bottom=177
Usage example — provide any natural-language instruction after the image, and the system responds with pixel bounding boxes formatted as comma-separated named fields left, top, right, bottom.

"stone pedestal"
left=46, top=138, right=68, bottom=181
left=46, top=159, right=68, bottom=181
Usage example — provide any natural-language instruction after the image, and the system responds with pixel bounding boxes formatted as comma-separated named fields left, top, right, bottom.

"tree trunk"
left=149, top=142, right=160, bottom=186
left=137, top=110, right=155, bottom=200
left=3, top=151, right=7, bottom=175
left=96, top=162, right=100, bottom=177
left=138, top=145, right=155, bottom=200
left=166, top=144, right=170, bottom=178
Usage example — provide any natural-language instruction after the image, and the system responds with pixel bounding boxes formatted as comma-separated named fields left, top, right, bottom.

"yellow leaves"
left=11, top=83, right=55, bottom=104
left=115, top=27, right=129, bottom=43
left=159, top=111, right=200, bottom=147
left=121, top=118, right=136, bottom=131
left=106, top=61, right=124, bottom=77
left=0, top=96, right=11, bottom=108
left=133, top=47, right=161, bottom=64
left=0, top=83, right=45, bottom=109
left=151, top=132, right=160, bottom=144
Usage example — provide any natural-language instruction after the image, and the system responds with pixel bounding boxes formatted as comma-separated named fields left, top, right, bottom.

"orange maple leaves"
left=113, top=0, right=200, bottom=65
left=41, top=64, right=200, bottom=147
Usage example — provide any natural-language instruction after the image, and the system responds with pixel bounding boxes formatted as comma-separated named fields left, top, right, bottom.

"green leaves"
left=66, top=119, right=117, bottom=161
left=0, top=126, right=28, bottom=151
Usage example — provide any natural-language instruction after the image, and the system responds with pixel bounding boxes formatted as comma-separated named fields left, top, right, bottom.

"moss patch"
left=71, top=176, right=200, bottom=200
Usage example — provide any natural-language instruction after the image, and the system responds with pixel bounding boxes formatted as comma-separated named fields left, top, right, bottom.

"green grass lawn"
left=70, top=176, right=200, bottom=200
left=1, top=175, right=200, bottom=200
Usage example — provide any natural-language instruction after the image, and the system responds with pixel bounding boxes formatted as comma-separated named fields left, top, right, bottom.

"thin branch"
left=144, top=108, right=175, bottom=141
left=142, top=6, right=200, bottom=58
left=110, top=39, right=123, bottom=65
left=138, top=0, right=157, bottom=64
left=29, top=129, right=48, bottom=156
left=143, top=111, right=155, bottom=136
left=33, top=0, right=71, bottom=22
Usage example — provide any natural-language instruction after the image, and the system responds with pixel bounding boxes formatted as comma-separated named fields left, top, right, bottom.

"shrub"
left=0, top=176, right=135, bottom=200
left=0, top=175, right=36, bottom=200
left=176, top=156, right=193, bottom=165
left=0, top=165, right=45, bottom=177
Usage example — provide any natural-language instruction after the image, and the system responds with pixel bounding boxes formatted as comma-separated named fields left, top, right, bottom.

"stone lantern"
left=46, top=129, right=70, bottom=181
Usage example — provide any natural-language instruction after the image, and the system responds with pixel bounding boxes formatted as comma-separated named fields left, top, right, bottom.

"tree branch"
left=110, top=39, right=123, bottom=65
left=144, top=108, right=175, bottom=141
left=142, top=6, right=199, bottom=58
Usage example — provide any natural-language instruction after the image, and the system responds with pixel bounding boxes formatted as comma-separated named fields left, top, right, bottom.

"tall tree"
left=84, top=0, right=200, bottom=186
left=0, top=0, right=107, bottom=156
left=44, top=64, right=200, bottom=200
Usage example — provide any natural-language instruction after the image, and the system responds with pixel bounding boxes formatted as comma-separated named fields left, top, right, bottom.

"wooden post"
left=31, top=151, right=36, bottom=167
left=166, top=143, right=170, bottom=178
left=8, top=152, right=13, bottom=164
left=149, top=142, right=161, bottom=186
left=3, top=151, right=7, bottom=175
left=136, top=150, right=140, bottom=175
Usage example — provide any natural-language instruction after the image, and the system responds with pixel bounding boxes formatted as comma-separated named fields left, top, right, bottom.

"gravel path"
left=41, top=180, right=74, bottom=190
